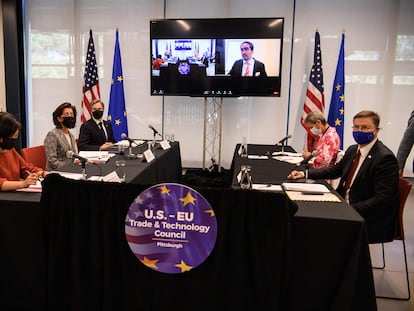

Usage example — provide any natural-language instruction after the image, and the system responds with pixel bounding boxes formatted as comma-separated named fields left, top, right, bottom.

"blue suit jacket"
left=309, top=140, right=399, bottom=243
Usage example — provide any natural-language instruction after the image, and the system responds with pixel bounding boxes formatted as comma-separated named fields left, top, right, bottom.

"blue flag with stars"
left=328, top=32, right=345, bottom=149
left=108, top=29, right=128, bottom=141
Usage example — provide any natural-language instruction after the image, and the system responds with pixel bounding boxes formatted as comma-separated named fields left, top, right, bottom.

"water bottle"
left=239, top=165, right=252, bottom=189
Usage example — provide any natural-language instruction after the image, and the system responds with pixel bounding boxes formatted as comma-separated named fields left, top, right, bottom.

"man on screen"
left=228, top=41, right=267, bottom=77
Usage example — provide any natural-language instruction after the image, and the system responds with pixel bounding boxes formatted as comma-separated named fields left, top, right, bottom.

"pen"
left=301, top=191, right=324, bottom=195
left=25, top=170, right=41, bottom=181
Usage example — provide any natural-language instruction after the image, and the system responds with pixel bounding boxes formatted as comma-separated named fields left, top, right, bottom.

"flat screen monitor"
left=150, top=17, right=284, bottom=97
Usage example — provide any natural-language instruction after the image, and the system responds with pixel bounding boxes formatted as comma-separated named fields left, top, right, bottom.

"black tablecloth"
left=232, top=144, right=377, bottom=310
left=39, top=173, right=295, bottom=310
left=0, top=143, right=377, bottom=310
left=57, top=141, right=183, bottom=184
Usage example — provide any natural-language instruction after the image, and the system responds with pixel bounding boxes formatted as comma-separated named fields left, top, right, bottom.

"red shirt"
left=0, top=148, right=42, bottom=189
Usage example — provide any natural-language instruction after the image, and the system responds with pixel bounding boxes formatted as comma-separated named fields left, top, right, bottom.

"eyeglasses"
left=351, top=125, right=377, bottom=131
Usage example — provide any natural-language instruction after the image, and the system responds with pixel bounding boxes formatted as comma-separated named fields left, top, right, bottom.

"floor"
left=372, top=180, right=414, bottom=311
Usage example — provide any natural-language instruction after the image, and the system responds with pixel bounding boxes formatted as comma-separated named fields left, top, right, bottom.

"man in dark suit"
left=228, top=41, right=267, bottom=77
left=288, top=110, right=399, bottom=243
left=78, top=99, right=116, bottom=151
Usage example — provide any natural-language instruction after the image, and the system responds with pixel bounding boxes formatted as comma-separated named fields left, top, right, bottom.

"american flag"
left=301, top=30, right=325, bottom=152
left=328, top=32, right=345, bottom=149
left=81, top=29, right=100, bottom=123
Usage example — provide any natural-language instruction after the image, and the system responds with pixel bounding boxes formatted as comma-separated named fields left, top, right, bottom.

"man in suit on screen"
left=288, top=110, right=399, bottom=243
left=228, top=41, right=267, bottom=77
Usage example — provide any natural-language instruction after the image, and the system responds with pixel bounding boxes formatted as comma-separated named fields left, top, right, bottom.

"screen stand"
left=203, top=97, right=222, bottom=172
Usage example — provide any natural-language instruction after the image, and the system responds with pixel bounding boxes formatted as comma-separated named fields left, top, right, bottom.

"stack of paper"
left=281, top=182, right=341, bottom=202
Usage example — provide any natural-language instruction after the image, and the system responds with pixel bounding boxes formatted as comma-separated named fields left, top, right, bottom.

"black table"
left=232, top=144, right=377, bottom=310
left=0, top=141, right=183, bottom=310
left=57, top=141, right=183, bottom=184
left=0, top=143, right=377, bottom=310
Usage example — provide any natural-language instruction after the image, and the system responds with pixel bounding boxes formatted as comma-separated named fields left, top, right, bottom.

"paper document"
left=284, top=191, right=341, bottom=202
left=272, top=151, right=302, bottom=157
left=252, top=184, right=283, bottom=192
left=248, top=155, right=269, bottom=160
left=78, top=151, right=115, bottom=164
left=16, top=180, right=42, bottom=192
left=50, top=171, right=84, bottom=180
left=273, top=156, right=304, bottom=165
left=282, top=183, right=330, bottom=193
left=116, top=139, right=145, bottom=148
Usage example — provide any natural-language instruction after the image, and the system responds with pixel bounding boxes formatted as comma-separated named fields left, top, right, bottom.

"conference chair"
left=21, top=145, right=46, bottom=170
left=373, top=176, right=412, bottom=300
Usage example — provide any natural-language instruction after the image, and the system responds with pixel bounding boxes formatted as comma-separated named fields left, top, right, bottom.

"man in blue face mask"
left=288, top=110, right=399, bottom=243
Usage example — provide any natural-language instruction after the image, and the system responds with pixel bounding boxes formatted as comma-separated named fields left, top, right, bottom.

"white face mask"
left=310, top=127, right=322, bottom=135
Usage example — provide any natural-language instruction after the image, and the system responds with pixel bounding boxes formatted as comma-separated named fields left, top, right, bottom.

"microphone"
left=297, top=150, right=318, bottom=166
left=148, top=125, right=162, bottom=137
left=121, top=133, right=135, bottom=144
left=66, top=150, right=94, bottom=164
left=276, top=134, right=292, bottom=145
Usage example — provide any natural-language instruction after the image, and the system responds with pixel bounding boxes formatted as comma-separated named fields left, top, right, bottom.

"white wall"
left=23, top=0, right=414, bottom=176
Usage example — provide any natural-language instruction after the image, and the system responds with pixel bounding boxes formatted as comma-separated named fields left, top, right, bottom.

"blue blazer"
left=309, top=140, right=399, bottom=243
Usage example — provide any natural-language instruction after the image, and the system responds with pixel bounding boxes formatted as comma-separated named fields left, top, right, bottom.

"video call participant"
left=288, top=110, right=399, bottom=243
left=228, top=41, right=267, bottom=77
left=44, top=102, right=79, bottom=171
left=78, top=99, right=116, bottom=151
left=0, top=111, right=49, bottom=191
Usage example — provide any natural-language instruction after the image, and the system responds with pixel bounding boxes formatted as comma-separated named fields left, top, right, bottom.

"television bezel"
left=150, top=17, right=284, bottom=97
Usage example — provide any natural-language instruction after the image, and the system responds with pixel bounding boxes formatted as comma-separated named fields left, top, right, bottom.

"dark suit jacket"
left=78, top=119, right=116, bottom=151
left=309, top=140, right=399, bottom=243
left=228, top=59, right=267, bottom=77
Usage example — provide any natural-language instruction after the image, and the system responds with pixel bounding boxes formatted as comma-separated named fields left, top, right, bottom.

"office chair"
left=21, top=145, right=46, bottom=170
left=373, top=176, right=412, bottom=300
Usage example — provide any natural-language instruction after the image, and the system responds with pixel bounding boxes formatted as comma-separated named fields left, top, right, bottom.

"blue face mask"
left=353, top=131, right=375, bottom=145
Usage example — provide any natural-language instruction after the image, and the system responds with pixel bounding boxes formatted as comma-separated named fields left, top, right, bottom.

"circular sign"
left=178, top=62, right=190, bottom=75
left=125, top=183, right=217, bottom=274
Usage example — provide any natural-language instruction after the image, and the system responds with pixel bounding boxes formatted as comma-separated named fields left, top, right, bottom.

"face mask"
left=310, top=127, right=322, bottom=135
left=62, top=116, right=76, bottom=129
left=353, top=131, right=375, bottom=145
left=0, top=137, right=17, bottom=150
left=92, top=110, right=103, bottom=120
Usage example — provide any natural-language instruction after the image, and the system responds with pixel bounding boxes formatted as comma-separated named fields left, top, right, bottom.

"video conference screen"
left=150, top=18, right=284, bottom=97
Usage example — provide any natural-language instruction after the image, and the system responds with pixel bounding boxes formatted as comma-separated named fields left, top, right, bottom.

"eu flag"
left=108, top=29, right=128, bottom=142
left=328, top=32, right=345, bottom=149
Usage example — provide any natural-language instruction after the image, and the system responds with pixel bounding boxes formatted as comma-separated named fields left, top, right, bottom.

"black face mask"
left=61, top=116, right=76, bottom=129
left=0, top=137, right=17, bottom=150
left=92, top=110, right=104, bottom=120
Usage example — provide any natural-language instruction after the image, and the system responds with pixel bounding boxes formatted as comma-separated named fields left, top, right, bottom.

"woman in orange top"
left=0, top=111, right=48, bottom=191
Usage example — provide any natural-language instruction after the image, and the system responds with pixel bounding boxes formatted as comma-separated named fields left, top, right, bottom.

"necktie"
left=244, top=62, right=250, bottom=76
left=343, top=149, right=361, bottom=194
left=99, top=122, right=107, bottom=141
